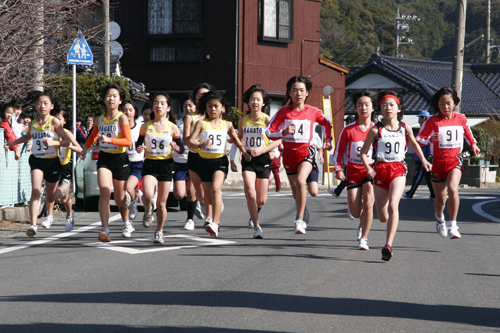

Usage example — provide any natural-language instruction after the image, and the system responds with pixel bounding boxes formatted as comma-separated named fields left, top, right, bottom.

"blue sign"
left=67, top=32, right=94, bottom=66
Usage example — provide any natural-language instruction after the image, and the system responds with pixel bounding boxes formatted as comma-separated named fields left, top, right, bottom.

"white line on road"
left=472, top=199, right=500, bottom=223
left=0, top=214, right=123, bottom=255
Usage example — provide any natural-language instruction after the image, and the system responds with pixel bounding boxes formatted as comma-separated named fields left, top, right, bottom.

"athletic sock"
left=187, top=200, right=196, bottom=220
left=449, top=220, right=457, bottom=227
left=296, top=215, right=303, bottom=221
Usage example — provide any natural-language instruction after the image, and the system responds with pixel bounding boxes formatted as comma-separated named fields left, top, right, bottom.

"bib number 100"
left=245, top=136, right=262, bottom=148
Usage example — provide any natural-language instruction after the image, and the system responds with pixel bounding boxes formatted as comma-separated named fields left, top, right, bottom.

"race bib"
left=284, top=119, right=310, bottom=143
left=100, top=130, right=119, bottom=151
left=349, top=141, right=373, bottom=164
left=438, top=126, right=463, bottom=149
left=146, top=134, right=172, bottom=156
left=32, top=139, right=56, bottom=158
left=201, top=130, right=227, bottom=154
left=243, top=133, right=264, bottom=149
left=377, top=137, right=405, bottom=162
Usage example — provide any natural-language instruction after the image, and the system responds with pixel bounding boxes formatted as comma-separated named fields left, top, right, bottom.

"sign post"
left=67, top=31, right=93, bottom=194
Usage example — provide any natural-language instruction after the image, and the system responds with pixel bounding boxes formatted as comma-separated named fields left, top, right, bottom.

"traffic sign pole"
left=72, top=64, right=77, bottom=195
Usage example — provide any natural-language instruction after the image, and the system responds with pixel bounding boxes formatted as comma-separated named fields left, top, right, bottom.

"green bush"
left=44, top=73, right=130, bottom=119
left=228, top=107, right=243, bottom=129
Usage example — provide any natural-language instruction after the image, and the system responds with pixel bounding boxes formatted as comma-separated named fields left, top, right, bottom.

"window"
left=149, top=43, right=203, bottom=63
left=148, top=0, right=201, bottom=35
left=259, top=0, right=293, bottom=43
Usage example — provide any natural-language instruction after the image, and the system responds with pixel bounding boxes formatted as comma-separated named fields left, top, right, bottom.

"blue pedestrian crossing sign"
left=67, top=32, right=94, bottom=66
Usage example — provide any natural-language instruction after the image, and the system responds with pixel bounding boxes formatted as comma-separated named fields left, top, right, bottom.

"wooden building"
left=114, top=0, right=348, bottom=137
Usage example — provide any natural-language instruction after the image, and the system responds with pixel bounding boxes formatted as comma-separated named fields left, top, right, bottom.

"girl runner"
left=5, top=92, right=71, bottom=238
left=230, top=84, right=280, bottom=239
left=45, top=107, right=83, bottom=231
left=135, top=93, right=184, bottom=244
left=81, top=82, right=133, bottom=242
left=123, top=100, right=144, bottom=224
left=266, top=76, right=333, bottom=234
left=187, top=91, right=250, bottom=237
left=332, top=90, right=376, bottom=250
left=416, top=87, right=480, bottom=239
left=173, top=94, right=198, bottom=230
left=360, top=90, right=431, bottom=261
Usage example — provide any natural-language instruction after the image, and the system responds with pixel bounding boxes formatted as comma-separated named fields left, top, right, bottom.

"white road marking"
left=84, top=234, right=236, bottom=254
left=472, top=199, right=500, bottom=223
left=0, top=214, right=123, bottom=255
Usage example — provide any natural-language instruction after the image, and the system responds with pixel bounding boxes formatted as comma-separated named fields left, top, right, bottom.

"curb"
left=0, top=206, right=30, bottom=223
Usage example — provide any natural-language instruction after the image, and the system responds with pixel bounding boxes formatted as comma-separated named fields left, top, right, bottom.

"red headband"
left=379, top=94, right=400, bottom=106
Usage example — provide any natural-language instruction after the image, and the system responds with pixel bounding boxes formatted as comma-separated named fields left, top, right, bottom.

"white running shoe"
left=184, top=219, right=195, bottom=230
left=98, top=228, right=110, bottom=242
left=449, top=225, right=461, bottom=239
left=294, top=220, right=307, bottom=234
left=195, top=201, right=204, bottom=219
left=347, top=208, right=355, bottom=220
left=65, top=210, right=75, bottom=232
left=356, top=224, right=363, bottom=241
left=143, top=209, right=154, bottom=228
left=248, top=218, right=254, bottom=228
left=304, top=207, right=310, bottom=228
left=129, top=200, right=138, bottom=220
left=122, top=221, right=135, bottom=238
left=153, top=230, right=164, bottom=244
left=124, top=191, right=131, bottom=208
left=26, top=225, right=37, bottom=238
left=41, top=215, right=53, bottom=229
left=435, top=213, right=447, bottom=237
left=253, top=226, right=263, bottom=239
left=204, top=217, right=212, bottom=228
left=206, top=222, right=219, bottom=237
left=358, top=238, right=369, bottom=250
left=327, top=189, right=339, bottom=198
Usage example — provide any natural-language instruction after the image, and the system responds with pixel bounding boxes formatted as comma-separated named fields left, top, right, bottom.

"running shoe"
left=347, top=208, right=355, bottom=220
left=184, top=219, right=195, bottom=231
left=65, top=210, right=75, bottom=231
left=248, top=218, right=254, bottom=228
left=124, top=191, right=131, bottom=208
left=327, top=189, right=339, bottom=198
left=98, top=228, right=110, bottom=242
left=435, top=213, right=447, bottom=238
left=304, top=206, right=310, bottom=228
left=381, top=245, right=393, bottom=261
left=356, top=224, right=363, bottom=241
left=204, top=217, right=212, bottom=228
left=143, top=209, right=154, bottom=228
left=129, top=200, right=138, bottom=220
left=448, top=225, right=461, bottom=239
left=402, top=192, right=411, bottom=199
left=195, top=201, right=204, bottom=219
left=41, top=215, right=53, bottom=229
left=294, top=220, right=307, bottom=234
left=153, top=230, right=164, bottom=244
left=358, top=238, right=369, bottom=250
left=206, top=222, right=219, bottom=237
left=122, top=221, right=135, bottom=238
left=253, top=226, right=263, bottom=239
left=426, top=196, right=435, bottom=201
left=26, top=225, right=37, bottom=238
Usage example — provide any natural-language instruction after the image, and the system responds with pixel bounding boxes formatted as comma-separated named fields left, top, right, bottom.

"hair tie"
left=378, top=94, right=400, bottom=106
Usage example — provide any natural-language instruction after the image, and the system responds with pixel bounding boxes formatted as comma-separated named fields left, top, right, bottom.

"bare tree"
left=0, top=0, right=104, bottom=103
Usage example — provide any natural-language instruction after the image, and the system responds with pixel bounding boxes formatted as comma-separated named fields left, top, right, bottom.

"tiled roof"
left=346, top=54, right=500, bottom=116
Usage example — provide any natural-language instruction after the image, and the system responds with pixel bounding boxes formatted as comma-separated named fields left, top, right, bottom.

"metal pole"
left=396, top=6, right=400, bottom=58
left=451, top=0, right=467, bottom=113
left=72, top=65, right=77, bottom=194
left=486, top=0, right=491, bottom=64
left=103, top=0, right=110, bottom=76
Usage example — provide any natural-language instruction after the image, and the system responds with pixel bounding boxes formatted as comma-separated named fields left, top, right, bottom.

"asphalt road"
left=0, top=187, right=499, bottom=332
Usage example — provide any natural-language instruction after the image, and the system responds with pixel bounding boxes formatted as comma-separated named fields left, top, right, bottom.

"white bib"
left=284, top=119, right=310, bottom=143
left=438, top=126, right=464, bottom=149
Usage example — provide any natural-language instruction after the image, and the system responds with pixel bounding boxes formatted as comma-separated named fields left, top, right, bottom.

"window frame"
left=258, top=0, right=294, bottom=44
left=146, top=0, right=203, bottom=39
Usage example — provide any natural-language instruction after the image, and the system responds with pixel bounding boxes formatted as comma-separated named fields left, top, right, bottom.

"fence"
left=0, top=128, right=31, bottom=206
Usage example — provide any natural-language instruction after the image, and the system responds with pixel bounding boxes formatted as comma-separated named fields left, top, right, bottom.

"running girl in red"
left=361, top=91, right=431, bottom=261
left=266, top=76, right=333, bottom=234
left=416, top=87, right=480, bottom=239
left=332, top=90, right=376, bottom=250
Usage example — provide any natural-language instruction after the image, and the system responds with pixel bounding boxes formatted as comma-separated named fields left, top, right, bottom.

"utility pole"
left=33, top=2, right=44, bottom=91
left=486, top=0, right=491, bottom=64
left=451, top=0, right=467, bottom=113
left=395, top=6, right=419, bottom=58
left=103, top=0, right=110, bottom=76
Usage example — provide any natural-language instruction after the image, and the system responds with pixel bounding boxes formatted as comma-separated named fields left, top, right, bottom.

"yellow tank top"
left=242, top=113, right=269, bottom=150
left=98, top=112, right=126, bottom=154
left=31, top=116, right=59, bottom=159
left=199, top=119, right=228, bottom=159
left=189, top=112, right=202, bottom=154
left=58, top=129, right=72, bottom=165
left=145, top=120, right=174, bottom=160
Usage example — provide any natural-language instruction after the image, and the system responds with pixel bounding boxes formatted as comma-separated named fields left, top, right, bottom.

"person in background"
left=75, top=116, right=87, bottom=147
left=11, top=100, right=24, bottom=139
left=403, top=110, right=435, bottom=200
left=269, top=143, right=282, bottom=192
left=1, top=103, right=22, bottom=160
left=82, top=115, right=94, bottom=137
left=328, top=115, right=355, bottom=198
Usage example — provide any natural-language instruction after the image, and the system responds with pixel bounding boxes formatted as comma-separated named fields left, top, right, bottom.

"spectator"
left=1, top=103, right=21, bottom=160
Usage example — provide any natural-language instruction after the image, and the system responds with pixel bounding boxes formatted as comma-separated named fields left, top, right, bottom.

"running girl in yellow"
left=135, top=93, right=184, bottom=244
left=5, top=92, right=71, bottom=238
left=81, top=82, right=133, bottom=242
left=187, top=91, right=250, bottom=237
